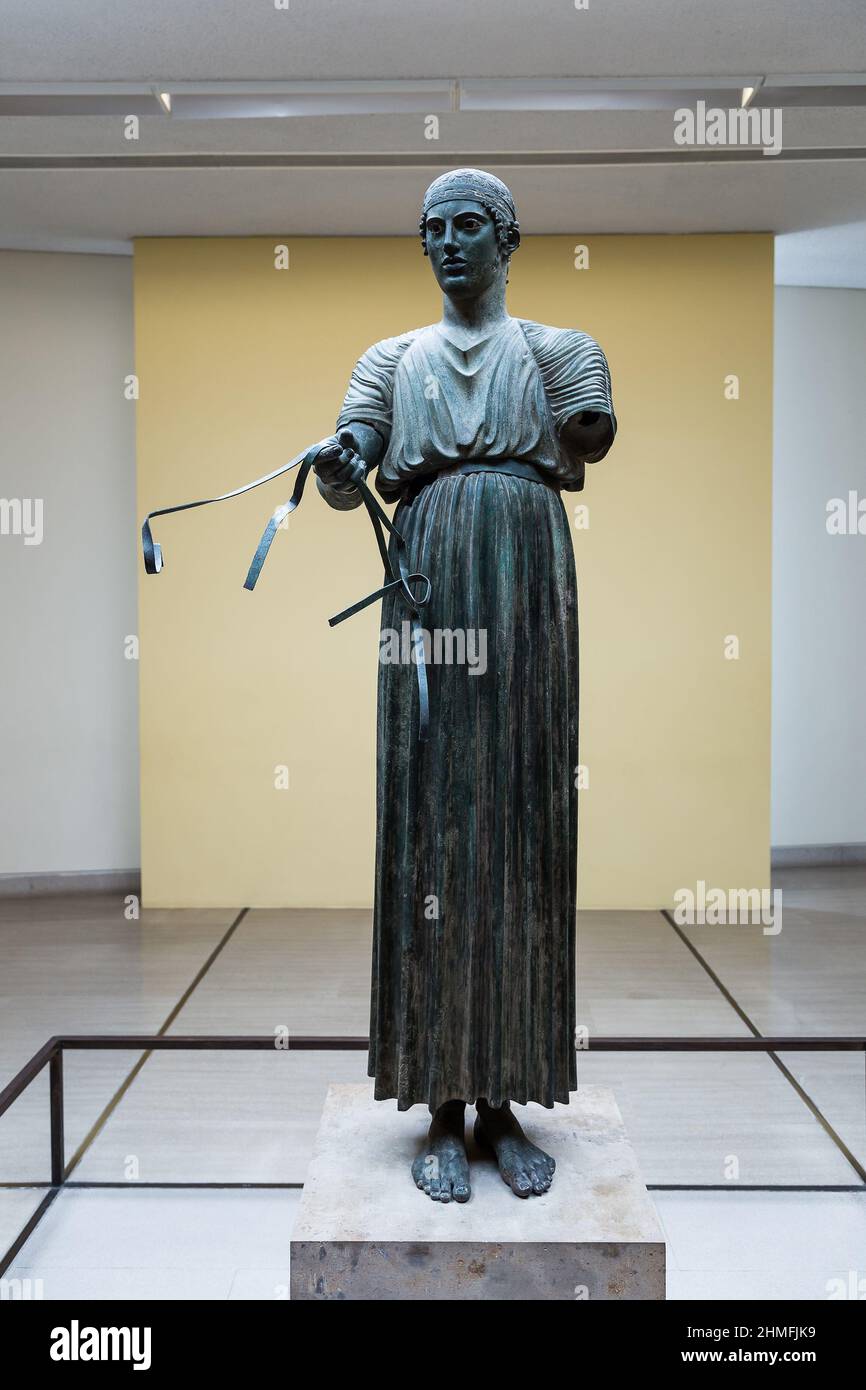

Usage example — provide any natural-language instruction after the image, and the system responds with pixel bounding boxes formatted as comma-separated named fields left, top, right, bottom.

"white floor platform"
left=291, top=1083, right=665, bottom=1300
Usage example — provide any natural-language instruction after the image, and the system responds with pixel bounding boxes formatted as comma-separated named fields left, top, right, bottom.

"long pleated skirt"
left=369, top=468, right=578, bottom=1111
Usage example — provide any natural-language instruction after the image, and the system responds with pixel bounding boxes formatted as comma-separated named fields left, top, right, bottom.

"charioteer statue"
left=143, top=168, right=616, bottom=1203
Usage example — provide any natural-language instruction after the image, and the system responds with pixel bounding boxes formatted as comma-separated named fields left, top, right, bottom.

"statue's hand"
left=315, top=431, right=367, bottom=493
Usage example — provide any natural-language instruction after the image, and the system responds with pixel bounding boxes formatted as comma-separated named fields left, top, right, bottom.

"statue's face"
left=423, top=198, right=504, bottom=298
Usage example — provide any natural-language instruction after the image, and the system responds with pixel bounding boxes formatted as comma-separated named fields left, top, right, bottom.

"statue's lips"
left=442, top=260, right=468, bottom=273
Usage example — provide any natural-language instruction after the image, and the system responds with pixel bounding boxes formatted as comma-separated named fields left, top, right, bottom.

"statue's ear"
left=505, top=225, right=521, bottom=257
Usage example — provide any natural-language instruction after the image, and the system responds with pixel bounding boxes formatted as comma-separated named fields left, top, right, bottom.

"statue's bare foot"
left=412, top=1100, right=471, bottom=1203
left=474, top=1099, right=555, bottom=1198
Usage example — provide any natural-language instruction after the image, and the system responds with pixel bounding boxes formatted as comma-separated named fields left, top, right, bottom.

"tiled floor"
left=1, top=868, right=864, bottom=1299
left=4, top=1188, right=299, bottom=1301
left=8, top=1179, right=866, bottom=1302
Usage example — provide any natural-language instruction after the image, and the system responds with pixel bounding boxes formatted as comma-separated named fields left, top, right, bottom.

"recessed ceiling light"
left=157, top=91, right=172, bottom=114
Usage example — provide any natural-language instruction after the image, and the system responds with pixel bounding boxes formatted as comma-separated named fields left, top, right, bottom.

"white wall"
left=0, top=251, right=138, bottom=876
left=773, top=286, right=866, bottom=848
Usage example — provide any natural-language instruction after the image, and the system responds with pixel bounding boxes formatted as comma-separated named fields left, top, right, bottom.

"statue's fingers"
left=330, top=461, right=359, bottom=486
left=333, top=453, right=358, bottom=480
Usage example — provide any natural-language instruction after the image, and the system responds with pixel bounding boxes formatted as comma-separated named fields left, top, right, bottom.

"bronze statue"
left=142, top=168, right=615, bottom=1204
left=316, top=169, right=616, bottom=1201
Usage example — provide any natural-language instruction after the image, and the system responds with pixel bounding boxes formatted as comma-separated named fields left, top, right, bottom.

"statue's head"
left=419, top=168, right=521, bottom=298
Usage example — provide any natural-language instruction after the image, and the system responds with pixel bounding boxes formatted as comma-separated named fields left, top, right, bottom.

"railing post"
left=49, top=1046, right=64, bottom=1186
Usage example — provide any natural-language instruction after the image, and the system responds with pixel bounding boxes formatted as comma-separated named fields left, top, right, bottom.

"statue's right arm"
left=315, top=421, right=387, bottom=512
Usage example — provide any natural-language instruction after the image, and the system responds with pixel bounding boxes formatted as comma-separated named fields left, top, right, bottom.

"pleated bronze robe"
left=336, top=317, right=615, bottom=1111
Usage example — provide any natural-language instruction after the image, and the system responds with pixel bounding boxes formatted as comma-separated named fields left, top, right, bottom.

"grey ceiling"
left=2, top=0, right=865, bottom=82
left=0, top=0, right=864, bottom=285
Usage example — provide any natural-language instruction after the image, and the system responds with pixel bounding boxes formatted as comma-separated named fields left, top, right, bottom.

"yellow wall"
left=135, top=234, right=772, bottom=909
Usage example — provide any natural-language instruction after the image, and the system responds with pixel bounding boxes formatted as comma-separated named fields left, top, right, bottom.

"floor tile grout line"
left=1, top=908, right=251, bottom=1274
left=157, top=906, right=251, bottom=1039
left=0, top=1186, right=62, bottom=1279
left=63, top=907, right=249, bottom=1181
left=660, top=908, right=866, bottom=1185
left=659, top=908, right=763, bottom=1038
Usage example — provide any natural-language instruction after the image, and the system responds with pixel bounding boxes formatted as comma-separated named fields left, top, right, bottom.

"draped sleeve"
left=520, top=321, right=617, bottom=465
left=336, top=331, right=418, bottom=440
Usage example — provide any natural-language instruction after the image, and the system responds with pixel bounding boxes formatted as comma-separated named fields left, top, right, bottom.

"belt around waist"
left=402, top=458, right=560, bottom=503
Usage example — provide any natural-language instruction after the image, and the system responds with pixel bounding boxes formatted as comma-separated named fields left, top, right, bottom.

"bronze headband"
left=421, top=169, right=517, bottom=224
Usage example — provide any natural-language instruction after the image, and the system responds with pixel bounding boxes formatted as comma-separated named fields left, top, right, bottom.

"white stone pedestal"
left=291, top=1083, right=665, bottom=1300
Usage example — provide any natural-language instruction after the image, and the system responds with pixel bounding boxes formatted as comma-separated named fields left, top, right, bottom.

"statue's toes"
left=530, top=1146, right=554, bottom=1175
left=441, top=1157, right=472, bottom=1202
left=532, top=1154, right=554, bottom=1183
left=507, top=1168, right=533, bottom=1198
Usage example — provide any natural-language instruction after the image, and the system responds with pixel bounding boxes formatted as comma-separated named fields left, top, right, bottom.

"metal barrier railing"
left=2, top=1033, right=864, bottom=1276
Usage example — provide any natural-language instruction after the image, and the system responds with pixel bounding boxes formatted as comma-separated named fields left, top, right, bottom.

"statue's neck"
left=440, top=278, right=509, bottom=335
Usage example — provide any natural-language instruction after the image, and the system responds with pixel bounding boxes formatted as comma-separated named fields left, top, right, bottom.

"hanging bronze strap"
left=141, top=436, right=431, bottom=740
